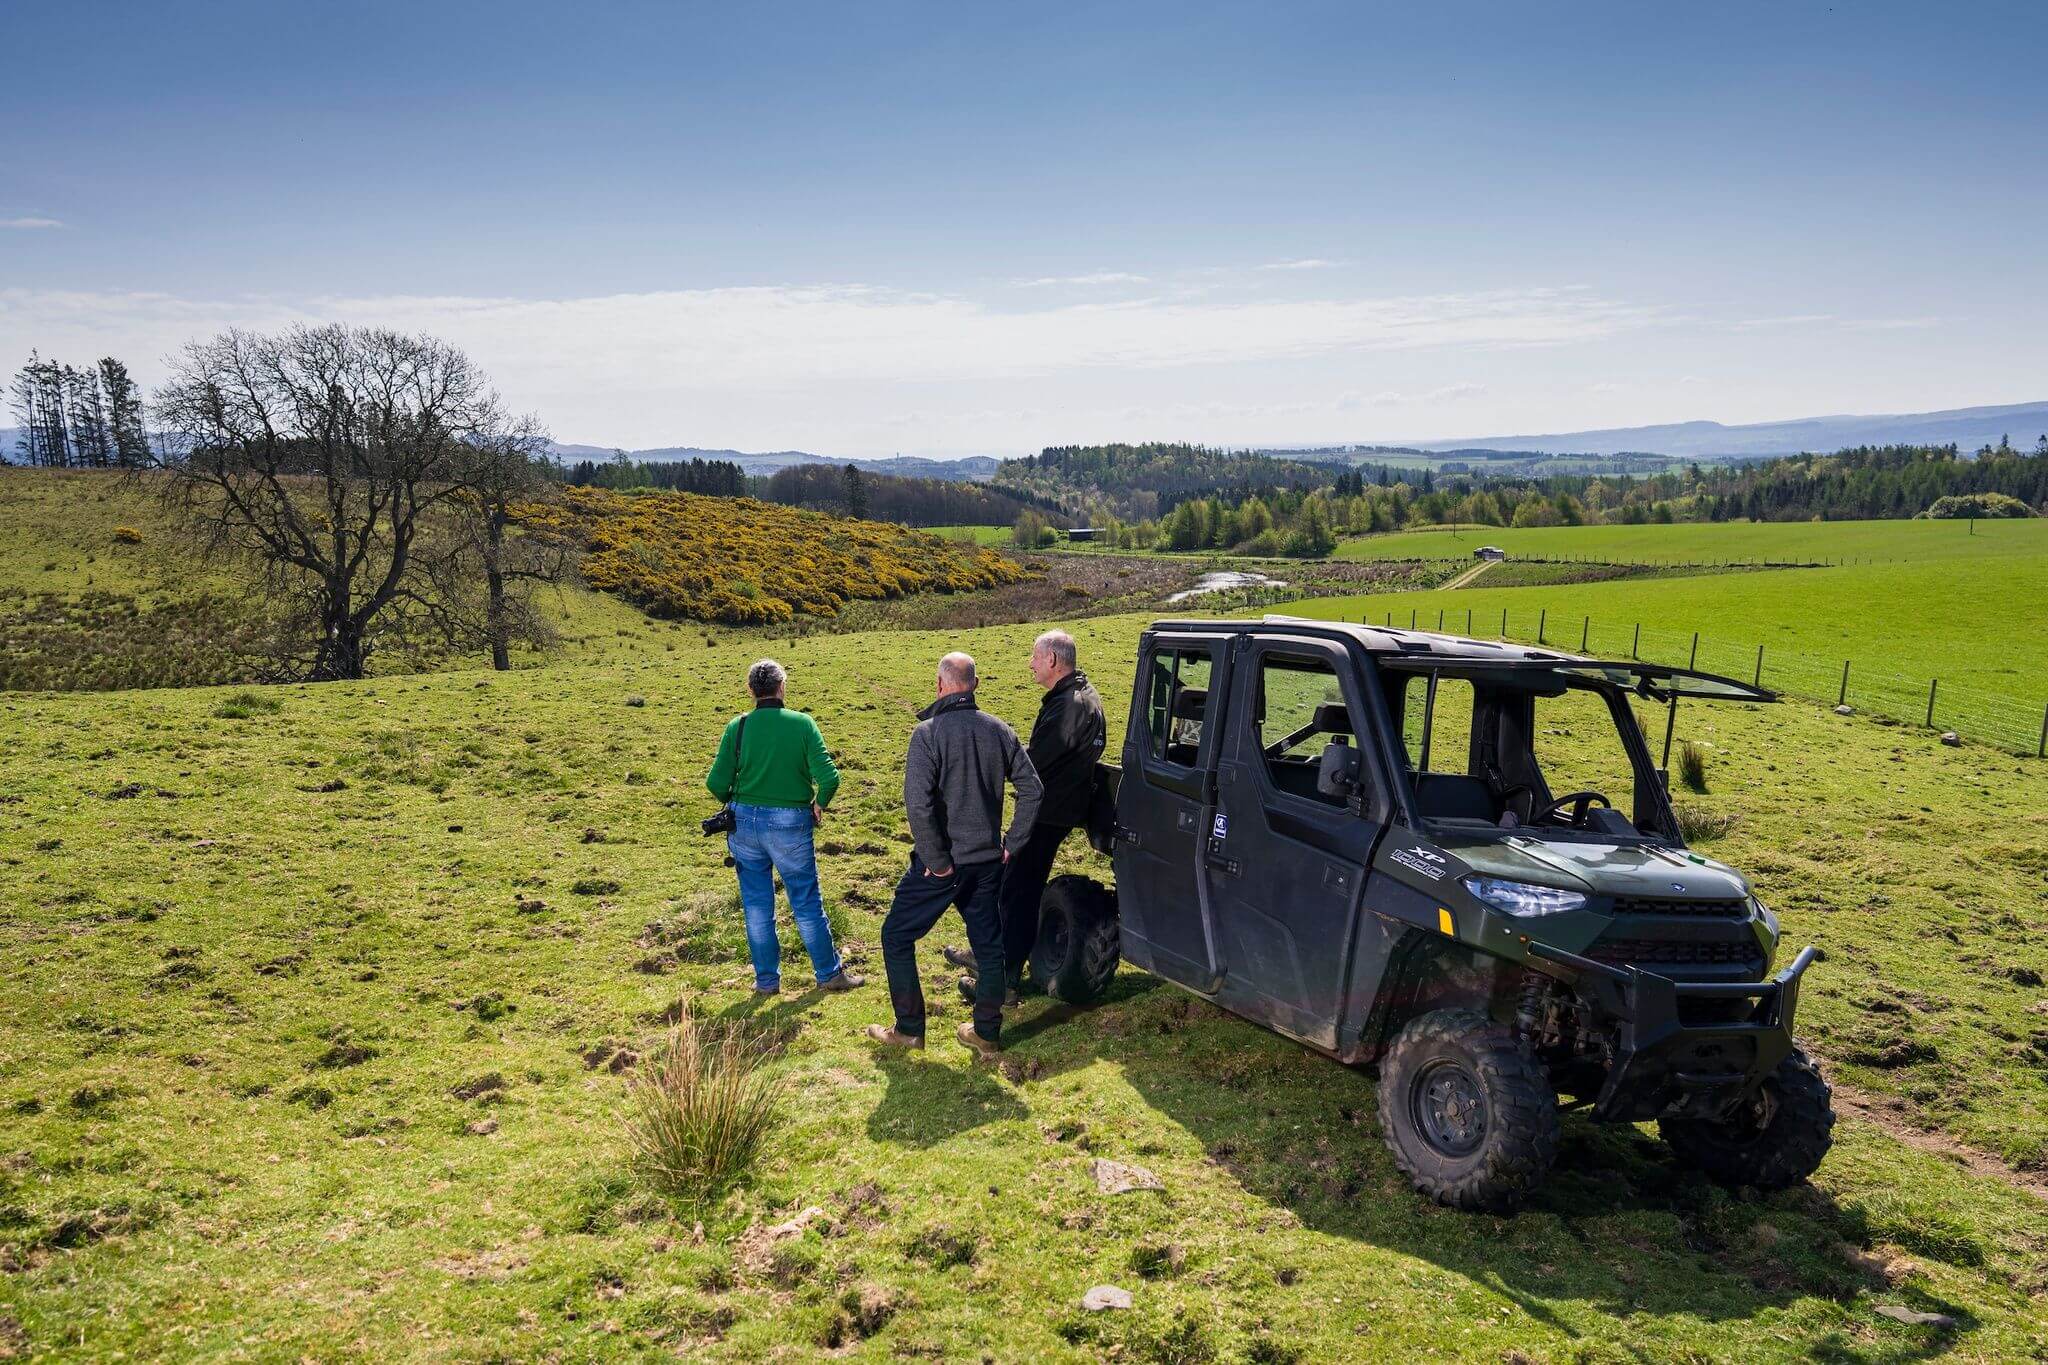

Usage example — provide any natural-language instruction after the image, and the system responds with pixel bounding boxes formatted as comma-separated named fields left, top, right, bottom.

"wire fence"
left=1343, top=602, right=2048, bottom=757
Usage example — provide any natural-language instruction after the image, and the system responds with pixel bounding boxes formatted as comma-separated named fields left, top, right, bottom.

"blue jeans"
left=727, top=803, right=843, bottom=990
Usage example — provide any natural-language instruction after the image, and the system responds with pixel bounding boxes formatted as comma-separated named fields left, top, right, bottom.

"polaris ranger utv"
left=1026, top=617, right=1834, bottom=1211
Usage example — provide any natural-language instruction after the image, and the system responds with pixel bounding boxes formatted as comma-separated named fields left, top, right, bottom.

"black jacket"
left=903, top=690, right=1043, bottom=870
left=1027, top=670, right=1107, bottom=828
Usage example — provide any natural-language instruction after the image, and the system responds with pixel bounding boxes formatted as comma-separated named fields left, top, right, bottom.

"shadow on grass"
left=995, top=982, right=1980, bottom=1362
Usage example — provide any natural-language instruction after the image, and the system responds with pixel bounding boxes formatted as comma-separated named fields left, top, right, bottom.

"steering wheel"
left=1532, top=790, right=1612, bottom=828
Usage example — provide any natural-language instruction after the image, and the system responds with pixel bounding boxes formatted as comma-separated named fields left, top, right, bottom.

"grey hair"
left=1033, top=629, right=1077, bottom=671
left=938, top=651, right=978, bottom=689
left=747, top=658, right=787, bottom=698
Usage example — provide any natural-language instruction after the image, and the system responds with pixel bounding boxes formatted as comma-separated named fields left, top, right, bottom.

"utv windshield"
left=1382, top=662, right=1675, bottom=839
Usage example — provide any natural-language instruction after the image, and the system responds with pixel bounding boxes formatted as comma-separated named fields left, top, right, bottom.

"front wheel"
left=1378, top=1009, right=1560, bottom=1212
left=1028, top=875, right=1120, bottom=1005
left=1660, top=1046, right=1834, bottom=1190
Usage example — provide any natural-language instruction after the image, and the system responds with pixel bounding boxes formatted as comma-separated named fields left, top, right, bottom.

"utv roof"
left=1146, top=616, right=1777, bottom=702
left=1148, top=615, right=1584, bottom=664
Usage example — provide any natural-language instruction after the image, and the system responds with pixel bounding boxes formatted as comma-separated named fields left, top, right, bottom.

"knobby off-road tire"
left=1378, top=1008, right=1560, bottom=1212
left=1659, top=1046, right=1835, bottom=1190
left=1028, top=875, right=1120, bottom=1005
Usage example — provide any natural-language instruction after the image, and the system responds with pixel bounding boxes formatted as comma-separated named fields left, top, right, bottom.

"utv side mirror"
left=1317, top=739, right=1361, bottom=798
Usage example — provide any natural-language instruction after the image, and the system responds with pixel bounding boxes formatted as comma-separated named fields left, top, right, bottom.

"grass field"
left=5, top=609, right=2048, bottom=1360
left=1335, top=518, right=2048, bottom=567
left=1283, top=552, right=2048, bottom=753
left=924, top=524, right=1015, bottom=548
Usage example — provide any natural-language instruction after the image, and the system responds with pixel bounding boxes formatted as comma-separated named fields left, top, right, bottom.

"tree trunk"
left=486, top=502, right=510, bottom=671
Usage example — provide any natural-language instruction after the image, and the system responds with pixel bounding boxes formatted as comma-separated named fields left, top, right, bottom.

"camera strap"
left=724, top=712, right=749, bottom=810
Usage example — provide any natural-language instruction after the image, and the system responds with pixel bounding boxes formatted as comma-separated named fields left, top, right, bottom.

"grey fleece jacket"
left=903, top=690, right=1043, bottom=870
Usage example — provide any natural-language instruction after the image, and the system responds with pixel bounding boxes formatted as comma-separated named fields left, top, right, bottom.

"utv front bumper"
left=1527, top=942, right=1819, bottom=1123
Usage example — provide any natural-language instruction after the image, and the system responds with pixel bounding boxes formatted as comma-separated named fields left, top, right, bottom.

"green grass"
left=1285, top=554, right=2048, bottom=752
left=1336, top=517, right=2048, bottom=566
left=922, top=524, right=1014, bottom=548
left=4, top=612, right=2048, bottom=1359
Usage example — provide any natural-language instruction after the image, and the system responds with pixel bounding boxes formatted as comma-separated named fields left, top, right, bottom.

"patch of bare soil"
left=1832, top=1081, right=2048, bottom=1203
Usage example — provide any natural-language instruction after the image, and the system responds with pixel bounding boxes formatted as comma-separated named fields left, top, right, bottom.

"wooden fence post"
left=1410, top=608, right=1417, bottom=629
left=1688, top=632, right=1699, bottom=669
left=2039, top=703, right=2047, bottom=759
left=1926, top=678, right=1938, bottom=728
left=1838, top=660, right=1850, bottom=706
left=1754, top=645, right=1764, bottom=687
left=1501, top=607, right=1508, bottom=638
left=1466, top=607, right=1473, bottom=635
left=1632, top=622, right=1641, bottom=660
left=1538, top=608, right=1547, bottom=643
left=1437, top=608, right=1444, bottom=631
left=1581, top=616, right=1590, bottom=651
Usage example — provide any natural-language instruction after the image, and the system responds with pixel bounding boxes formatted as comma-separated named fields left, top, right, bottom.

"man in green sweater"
left=705, top=659, right=864, bottom=996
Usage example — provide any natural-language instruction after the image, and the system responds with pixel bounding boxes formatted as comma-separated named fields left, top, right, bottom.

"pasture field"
left=1283, top=554, right=2048, bottom=752
left=4, top=611, right=2047, bottom=1361
left=1335, top=518, right=2048, bottom=567
left=925, top=524, right=1014, bottom=548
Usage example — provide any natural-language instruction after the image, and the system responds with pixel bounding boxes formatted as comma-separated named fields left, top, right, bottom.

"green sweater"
left=705, top=701, right=841, bottom=810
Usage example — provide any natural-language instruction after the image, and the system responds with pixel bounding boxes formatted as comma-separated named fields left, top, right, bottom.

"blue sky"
left=3, top=1, right=2044, bottom=455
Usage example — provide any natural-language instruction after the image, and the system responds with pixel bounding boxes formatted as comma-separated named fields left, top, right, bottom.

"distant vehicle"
left=1066, top=527, right=1099, bottom=542
left=1026, top=618, right=1832, bottom=1211
left=1474, top=546, right=1505, bottom=561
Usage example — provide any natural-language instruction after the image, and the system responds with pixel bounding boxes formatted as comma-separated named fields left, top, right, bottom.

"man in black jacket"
left=949, top=629, right=1106, bottom=1001
left=867, top=651, right=1042, bottom=1058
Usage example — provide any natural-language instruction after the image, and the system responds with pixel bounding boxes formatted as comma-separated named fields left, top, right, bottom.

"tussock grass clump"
left=624, top=1006, right=786, bottom=1203
left=213, top=690, right=282, bottom=719
left=1672, top=803, right=1741, bottom=843
left=1678, top=740, right=1710, bottom=793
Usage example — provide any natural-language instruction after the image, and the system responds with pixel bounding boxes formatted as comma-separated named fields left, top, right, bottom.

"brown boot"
left=818, top=970, right=866, bottom=992
left=955, top=1021, right=1003, bottom=1060
left=864, top=1024, right=924, bottom=1050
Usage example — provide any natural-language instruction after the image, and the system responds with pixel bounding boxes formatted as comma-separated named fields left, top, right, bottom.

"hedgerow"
left=517, top=486, right=1031, bottom=624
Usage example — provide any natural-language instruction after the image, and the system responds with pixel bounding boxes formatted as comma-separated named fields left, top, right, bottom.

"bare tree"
left=148, top=324, right=515, bottom=681
left=427, top=415, right=572, bottom=670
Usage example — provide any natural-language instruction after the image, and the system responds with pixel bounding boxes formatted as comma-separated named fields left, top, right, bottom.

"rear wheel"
left=1028, top=875, right=1120, bottom=1005
left=1378, top=1009, right=1560, bottom=1212
left=1660, top=1046, right=1834, bottom=1189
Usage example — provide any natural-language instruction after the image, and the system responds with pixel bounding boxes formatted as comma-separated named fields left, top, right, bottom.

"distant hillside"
left=1408, top=401, right=2048, bottom=460
left=545, top=442, right=999, bottom=481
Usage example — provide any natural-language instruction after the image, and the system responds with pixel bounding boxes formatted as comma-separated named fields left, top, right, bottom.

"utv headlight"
left=1463, top=875, right=1587, bottom=918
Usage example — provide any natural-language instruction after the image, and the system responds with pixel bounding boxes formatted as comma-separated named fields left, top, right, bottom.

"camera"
left=701, top=806, right=737, bottom=837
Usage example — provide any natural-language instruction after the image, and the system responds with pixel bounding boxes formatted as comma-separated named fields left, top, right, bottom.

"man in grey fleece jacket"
left=866, top=651, right=1042, bottom=1057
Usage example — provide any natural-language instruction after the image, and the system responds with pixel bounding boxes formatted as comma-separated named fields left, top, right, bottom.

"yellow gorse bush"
left=515, top=486, right=1029, bottom=624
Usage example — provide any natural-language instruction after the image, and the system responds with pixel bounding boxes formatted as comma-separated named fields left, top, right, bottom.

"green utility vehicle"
left=1029, top=617, right=1834, bottom=1210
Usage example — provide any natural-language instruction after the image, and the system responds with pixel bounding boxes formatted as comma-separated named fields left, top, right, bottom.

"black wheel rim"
left=1411, top=1059, right=1487, bottom=1158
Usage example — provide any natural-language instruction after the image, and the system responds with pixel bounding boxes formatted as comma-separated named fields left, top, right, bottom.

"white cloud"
left=0, top=281, right=1650, bottom=450
left=1337, top=383, right=1486, bottom=409
left=1013, top=271, right=1149, bottom=287
left=1843, top=316, right=1943, bottom=331
left=1258, top=258, right=1341, bottom=271
left=0, top=217, right=63, bottom=230
left=1726, top=313, right=1834, bottom=331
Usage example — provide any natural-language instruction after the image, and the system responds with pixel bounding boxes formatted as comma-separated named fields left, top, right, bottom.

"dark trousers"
left=881, top=854, right=1006, bottom=1040
left=996, top=823, right=1074, bottom=986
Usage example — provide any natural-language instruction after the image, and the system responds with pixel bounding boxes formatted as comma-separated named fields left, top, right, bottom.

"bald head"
left=936, top=652, right=977, bottom=696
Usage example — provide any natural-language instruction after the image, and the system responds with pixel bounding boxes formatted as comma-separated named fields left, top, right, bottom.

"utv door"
left=1113, top=633, right=1228, bottom=991
left=1207, top=636, right=1389, bottom=1049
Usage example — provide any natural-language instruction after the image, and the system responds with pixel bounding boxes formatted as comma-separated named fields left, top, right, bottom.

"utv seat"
left=1165, top=687, right=1207, bottom=766
left=1413, top=772, right=1498, bottom=823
